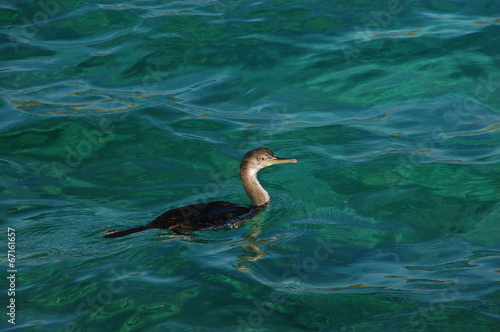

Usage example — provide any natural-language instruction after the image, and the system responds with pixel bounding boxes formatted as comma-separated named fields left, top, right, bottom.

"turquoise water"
left=1, top=0, right=499, bottom=330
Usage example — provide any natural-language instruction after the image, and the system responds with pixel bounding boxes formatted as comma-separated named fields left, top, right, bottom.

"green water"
left=1, top=0, right=499, bottom=331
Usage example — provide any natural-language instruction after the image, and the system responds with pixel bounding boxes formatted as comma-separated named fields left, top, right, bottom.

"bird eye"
left=261, top=157, right=265, bottom=160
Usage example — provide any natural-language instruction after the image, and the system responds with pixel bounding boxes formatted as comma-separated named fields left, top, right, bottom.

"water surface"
left=1, top=0, right=499, bottom=331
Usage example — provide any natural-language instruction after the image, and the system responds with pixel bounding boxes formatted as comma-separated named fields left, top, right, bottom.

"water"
left=1, top=0, right=499, bottom=331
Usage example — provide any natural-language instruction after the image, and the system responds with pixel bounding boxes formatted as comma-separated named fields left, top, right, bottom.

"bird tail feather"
left=103, top=226, right=149, bottom=238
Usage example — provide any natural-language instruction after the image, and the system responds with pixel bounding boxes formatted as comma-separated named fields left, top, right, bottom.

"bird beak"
left=265, top=157, right=298, bottom=166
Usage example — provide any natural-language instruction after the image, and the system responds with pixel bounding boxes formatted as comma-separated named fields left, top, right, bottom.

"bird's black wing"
left=190, top=203, right=261, bottom=230
left=149, top=201, right=261, bottom=231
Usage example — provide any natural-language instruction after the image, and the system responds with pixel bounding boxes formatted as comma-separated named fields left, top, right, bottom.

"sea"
left=1, top=0, right=499, bottom=331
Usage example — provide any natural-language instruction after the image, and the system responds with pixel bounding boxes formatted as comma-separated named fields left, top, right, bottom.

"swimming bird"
left=103, top=147, right=297, bottom=238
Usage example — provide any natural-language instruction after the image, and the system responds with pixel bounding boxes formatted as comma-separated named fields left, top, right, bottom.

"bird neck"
left=240, top=165, right=270, bottom=206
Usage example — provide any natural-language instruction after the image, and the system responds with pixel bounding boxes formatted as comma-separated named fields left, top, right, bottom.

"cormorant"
left=103, top=147, right=297, bottom=238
